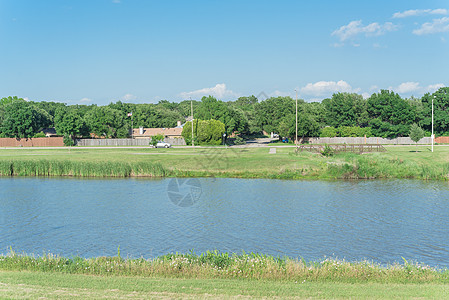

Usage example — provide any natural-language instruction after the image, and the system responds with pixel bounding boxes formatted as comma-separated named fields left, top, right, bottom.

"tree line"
left=0, top=87, right=447, bottom=145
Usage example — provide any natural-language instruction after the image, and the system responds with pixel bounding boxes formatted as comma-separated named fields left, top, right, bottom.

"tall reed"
left=3, top=160, right=167, bottom=178
left=1, top=250, right=448, bottom=283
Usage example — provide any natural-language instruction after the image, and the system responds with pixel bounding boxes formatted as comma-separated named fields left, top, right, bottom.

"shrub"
left=182, top=119, right=225, bottom=145
left=63, top=135, right=74, bottom=146
left=337, top=126, right=372, bottom=137
left=320, top=126, right=337, bottom=137
left=33, top=131, right=46, bottom=138
left=233, top=136, right=245, bottom=145
left=150, top=134, right=164, bottom=147
left=321, top=144, right=335, bottom=157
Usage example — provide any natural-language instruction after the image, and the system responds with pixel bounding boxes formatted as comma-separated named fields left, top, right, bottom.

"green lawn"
left=1, top=271, right=448, bottom=299
left=0, top=145, right=448, bottom=179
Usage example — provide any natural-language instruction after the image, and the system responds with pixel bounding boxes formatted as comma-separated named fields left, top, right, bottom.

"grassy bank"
left=0, top=145, right=448, bottom=179
left=1, top=250, right=448, bottom=283
left=1, top=251, right=448, bottom=299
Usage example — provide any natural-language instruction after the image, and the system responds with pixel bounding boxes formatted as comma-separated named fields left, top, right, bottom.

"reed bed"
left=1, top=148, right=449, bottom=180
left=324, top=153, right=449, bottom=180
left=0, top=160, right=167, bottom=177
left=1, top=250, right=448, bottom=283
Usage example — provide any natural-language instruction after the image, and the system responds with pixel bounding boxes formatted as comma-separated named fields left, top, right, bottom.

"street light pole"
left=190, top=98, right=194, bottom=147
left=295, top=89, right=298, bottom=145
left=432, top=95, right=434, bottom=153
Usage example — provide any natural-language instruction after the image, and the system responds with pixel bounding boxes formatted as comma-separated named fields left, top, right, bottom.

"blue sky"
left=1, top=0, right=448, bottom=105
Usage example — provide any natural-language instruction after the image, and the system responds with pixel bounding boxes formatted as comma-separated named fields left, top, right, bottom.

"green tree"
left=33, top=101, right=67, bottom=126
left=150, top=134, right=164, bottom=147
left=1, top=100, right=51, bottom=138
left=229, top=96, right=259, bottom=135
left=320, top=127, right=337, bottom=137
left=54, top=108, right=89, bottom=145
left=182, top=119, right=225, bottom=145
left=420, top=87, right=449, bottom=135
left=367, top=90, right=415, bottom=137
left=322, top=93, right=369, bottom=127
left=278, top=119, right=290, bottom=138
left=255, top=96, right=296, bottom=134
left=176, top=100, right=200, bottom=119
left=196, top=96, right=248, bottom=136
left=84, top=106, right=128, bottom=138
left=409, top=123, right=425, bottom=152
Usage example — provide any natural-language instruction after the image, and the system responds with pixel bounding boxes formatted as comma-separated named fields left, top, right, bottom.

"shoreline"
left=0, top=146, right=448, bottom=180
left=1, top=251, right=448, bottom=283
left=0, top=159, right=448, bottom=180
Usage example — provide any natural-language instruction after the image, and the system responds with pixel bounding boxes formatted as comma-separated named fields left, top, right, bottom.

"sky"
left=0, top=0, right=448, bottom=105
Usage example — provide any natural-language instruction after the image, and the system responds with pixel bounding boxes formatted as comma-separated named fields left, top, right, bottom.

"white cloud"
left=332, top=20, right=398, bottom=42
left=300, top=80, right=360, bottom=97
left=80, top=97, right=92, bottom=103
left=413, top=17, right=449, bottom=35
left=112, top=0, right=121, bottom=3
left=179, top=83, right=239, bottom=100
left=270, top=90, right=292, bottom=97
left=122, top=93, right=136, bottom=101
left=361, top=92, right=370, bottom=99
left=389, top=82, right=446, bottom=95
left=392, top=9, right=448, bottom=19
left=395, top=82, right=421, bottom=93
left=424, top=83, right=445, bottom=93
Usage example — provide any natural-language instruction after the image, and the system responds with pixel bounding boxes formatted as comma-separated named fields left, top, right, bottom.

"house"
left=131, top=126, right=183, bottom=139
left=41, top=128, right=59, bottom=137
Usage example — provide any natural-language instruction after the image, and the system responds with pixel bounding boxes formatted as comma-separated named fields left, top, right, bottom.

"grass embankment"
left=1, top=251, right=448, bottom=298
left=0, top=145, right=448, bottom=179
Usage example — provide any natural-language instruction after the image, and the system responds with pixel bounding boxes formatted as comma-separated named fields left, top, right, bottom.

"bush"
left=63, top=135, right=74, bottom=146
left=182, top=119, right=225, bottom=145
left=320, top=127, right=337, bottom=137
left=233, top=136, right=245, bottom=145
left=150, top=134, right=164, bottom=147
left=33, top=131, right=46, bottom=138
left=321, top=144, right=335, bottom=157
left=337, top=126, right=372, bottom=137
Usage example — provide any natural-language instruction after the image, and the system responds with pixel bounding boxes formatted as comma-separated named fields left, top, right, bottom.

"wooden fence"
left=0, top=137, right=64, bottom=147
left=297, top=144, right=387, bottom=154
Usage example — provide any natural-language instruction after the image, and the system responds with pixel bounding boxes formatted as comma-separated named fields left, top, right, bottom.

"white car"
left=156, top=141, right=171, bottom=148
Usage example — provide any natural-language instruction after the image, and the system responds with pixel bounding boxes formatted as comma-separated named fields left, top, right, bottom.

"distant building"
left=41, top=128, right=59, bottom=137
left=132, top=126, right=183, bottom=139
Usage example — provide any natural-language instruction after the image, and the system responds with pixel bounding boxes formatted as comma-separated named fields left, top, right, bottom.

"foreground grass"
left=1, top=271, right=449, bottom=299
left=1, top=251, right=449, bottom=298
left=0, top=145, right=448, bottom=179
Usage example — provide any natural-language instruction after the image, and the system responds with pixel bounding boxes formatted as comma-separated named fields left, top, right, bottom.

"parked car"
left=156, top=141, right=171, bottom=148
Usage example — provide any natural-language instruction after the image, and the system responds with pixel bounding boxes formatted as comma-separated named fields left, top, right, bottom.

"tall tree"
left=54, top=108, right=89, bottom=143
left=254, top=96, right=296, bottom=134
left=196, top=96, right=248, bottom=135
left=420, top=87, right=449, bottom=135
left=322, top=93, right=368, bottom=127
left=1, top=100, right=51, bottom=138
left=84, top=106, right=128, bottom=138
left=367, top=90, right=415, bottom=137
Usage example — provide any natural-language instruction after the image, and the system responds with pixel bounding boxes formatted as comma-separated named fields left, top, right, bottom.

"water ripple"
left=1, top=177, right=449, bottom=267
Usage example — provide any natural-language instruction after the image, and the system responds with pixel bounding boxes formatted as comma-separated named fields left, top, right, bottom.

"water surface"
left=1, top=177, right=448, bottom=267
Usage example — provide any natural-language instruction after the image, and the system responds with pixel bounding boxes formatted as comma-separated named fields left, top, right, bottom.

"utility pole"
left=190, top=98, right=194, bottom=147
left=432, top=95, right=434, bottom=153
left=295, top=89, right=298, bottom=145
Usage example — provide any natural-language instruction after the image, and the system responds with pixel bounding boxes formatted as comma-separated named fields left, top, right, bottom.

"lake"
left=1, top=177, right=448, bottom=267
